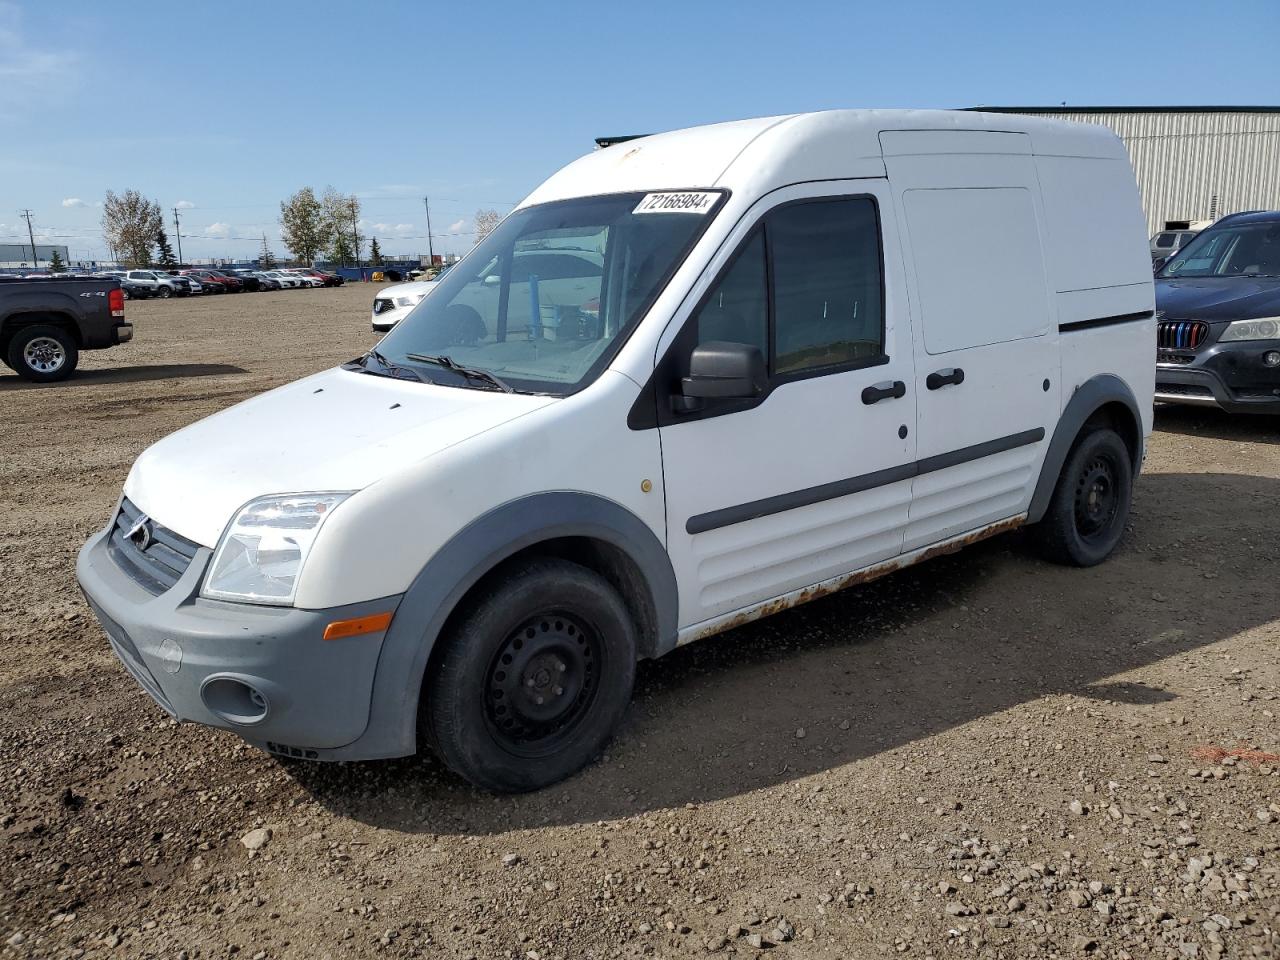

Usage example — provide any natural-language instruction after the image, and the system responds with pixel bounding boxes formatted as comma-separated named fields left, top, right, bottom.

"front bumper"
left=77, top=522, right=403, bottom=757
left=1155, top=340, right=1280, bottom=414
left=370, top=304, right=411, bottom=332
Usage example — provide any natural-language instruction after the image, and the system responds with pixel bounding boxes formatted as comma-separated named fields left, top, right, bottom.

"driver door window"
left=681, top=196, right=886, bottom=407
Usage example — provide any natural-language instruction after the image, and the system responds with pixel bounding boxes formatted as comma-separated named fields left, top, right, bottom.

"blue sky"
left=2, top=0, right=1278, bottom=262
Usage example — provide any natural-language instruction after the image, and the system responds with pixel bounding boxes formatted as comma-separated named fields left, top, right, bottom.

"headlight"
left=201, top=492, right=352, bottom=605
left=394, top=294, right=427, bottom=308
left=1219, top=317, right=1280, bottom=342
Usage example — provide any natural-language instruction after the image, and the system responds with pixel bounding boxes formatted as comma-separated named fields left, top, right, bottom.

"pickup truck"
left=0, top=276, right=133, bottom=382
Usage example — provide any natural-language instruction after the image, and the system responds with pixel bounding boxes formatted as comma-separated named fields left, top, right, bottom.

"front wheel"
left=157, top=285, right=172, bottom=299
left=1032, top=428, right=1133, bottom=566
left=7, top=325, right=79, bottom=383
left=424, top=558, right=637, bottom=792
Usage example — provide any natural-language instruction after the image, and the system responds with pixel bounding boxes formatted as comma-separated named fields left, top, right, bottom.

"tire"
left=424, top=557, right=637, bottom=792
left=7, top=325, right=79, bottom=383
left=1032, top=427, right=1133, bottom=567
left=157, top=285, right=172, bottom=299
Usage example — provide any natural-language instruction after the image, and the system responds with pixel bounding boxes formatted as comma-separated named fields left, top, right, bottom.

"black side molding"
left=1059, top=310, right=1154, bottom=334
left=686, top=427, right=1046, bottom=535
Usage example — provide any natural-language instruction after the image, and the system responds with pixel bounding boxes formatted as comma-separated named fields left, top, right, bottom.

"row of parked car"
left=96, top=267, right=345, bottom=299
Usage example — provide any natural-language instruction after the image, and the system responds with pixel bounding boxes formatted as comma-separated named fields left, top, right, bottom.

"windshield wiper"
left=405, top=353, right=514, bottom=393
left=348, top=348, right=432, bottom=384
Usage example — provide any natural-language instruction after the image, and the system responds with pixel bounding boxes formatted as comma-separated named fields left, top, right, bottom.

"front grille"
left=372, top=298, right=394, bottom=315
left=1157, top=320, right=1209, bottom=350
left=1157, top=383, right=1213, bottom=398
left=107, top=497, right=200, bottom=595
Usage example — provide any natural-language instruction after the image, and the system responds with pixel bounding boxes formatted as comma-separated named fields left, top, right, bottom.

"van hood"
left=1155, top=276, right=1280, bottom=322
left=124, top=366, right=555, bottom=547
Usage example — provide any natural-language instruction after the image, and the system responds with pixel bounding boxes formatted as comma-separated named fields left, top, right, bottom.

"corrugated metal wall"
left=1009, top=110, right=1280, bottom=235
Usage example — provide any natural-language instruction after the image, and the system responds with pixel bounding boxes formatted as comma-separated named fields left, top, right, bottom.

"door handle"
left=926, top=367, right=965, bottom=390
left=861, top=380, right=907, bottom=405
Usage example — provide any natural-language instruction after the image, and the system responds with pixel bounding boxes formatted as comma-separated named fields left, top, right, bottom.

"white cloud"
left=61, top=197, right=86, bottom=208
left=175, top=200, right=195, bottom=209
left=393, top=223, right=413, bottom=234
left=204, top=222, right=231, bottom=239
left=0, top=3, right=78, bottom=117
left=447, top=219, right=466, bottom=233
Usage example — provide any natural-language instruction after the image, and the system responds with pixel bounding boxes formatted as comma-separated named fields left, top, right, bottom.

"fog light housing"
left=201, top=676, right=270, bottom=725
left=1263, top=350, right=1280, bottom=367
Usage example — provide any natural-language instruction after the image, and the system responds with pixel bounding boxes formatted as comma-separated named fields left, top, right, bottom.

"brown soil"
left=1, top=285, right=1278, bottom=959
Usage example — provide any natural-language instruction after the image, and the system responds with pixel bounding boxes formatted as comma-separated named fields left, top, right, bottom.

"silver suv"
left=125, top=270, right=191, bottom=298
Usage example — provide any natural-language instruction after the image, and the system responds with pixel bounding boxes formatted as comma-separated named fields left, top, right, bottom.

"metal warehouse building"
left=978, top=106, right=1280, bottom=235
left=0, top=242, right=70, bottom=267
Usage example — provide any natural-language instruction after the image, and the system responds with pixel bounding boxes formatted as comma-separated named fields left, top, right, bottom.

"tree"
left=474, top=209, right=501, bottom=244
left=369, top=237, right=383, bottom=266
left=258, top=234, right=276, bottom=270
left=102, top=189, right=163, bottom=267
left=329, top=231, right=354, bottom=267
left=47, top=248, right=66, bottom=273
left=154, top=227, right=177, bottom=268
left=322, top=186, right=361, bottom=265
left=279, top=186, right=327, bottom=264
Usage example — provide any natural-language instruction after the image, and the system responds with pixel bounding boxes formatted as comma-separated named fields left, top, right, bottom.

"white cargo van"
left=77, top=110, right=1155, bottom=792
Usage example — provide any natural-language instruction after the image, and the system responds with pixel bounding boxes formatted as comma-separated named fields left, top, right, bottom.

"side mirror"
left=680, top=341, right=767, bottom=402
left=1152, top=256, right=1168, bottom=273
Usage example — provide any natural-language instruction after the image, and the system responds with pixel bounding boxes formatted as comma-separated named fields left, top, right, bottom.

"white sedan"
left=371, top=279, right=436, bottom=332
left=262, top=271, right=304, bottom=289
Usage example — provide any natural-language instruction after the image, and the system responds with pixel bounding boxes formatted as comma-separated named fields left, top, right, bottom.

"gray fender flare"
left=1027, top=373, right=1144, bottom=524
left=356, top=491, right=677, bottom=759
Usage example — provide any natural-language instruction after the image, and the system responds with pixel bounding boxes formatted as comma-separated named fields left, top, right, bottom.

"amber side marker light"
left=323, top=611, right=394, bottom=641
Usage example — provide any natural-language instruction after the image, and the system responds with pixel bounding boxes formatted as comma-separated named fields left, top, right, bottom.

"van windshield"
left=375, top=191, right=723, bottom=395
left=1159, top=221, right=1280, bottom=278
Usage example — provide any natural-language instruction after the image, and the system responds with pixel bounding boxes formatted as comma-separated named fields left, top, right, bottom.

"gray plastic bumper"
left=76, top=526, right=403, bottom=757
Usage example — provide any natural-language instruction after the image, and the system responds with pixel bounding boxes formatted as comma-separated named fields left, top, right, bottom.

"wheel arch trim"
left=352, top=491, right=676, bottom=759
left=1028, top=374, right=1144, bottom=524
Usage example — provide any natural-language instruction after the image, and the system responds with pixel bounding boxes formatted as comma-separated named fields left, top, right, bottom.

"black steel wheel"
left=424, top=557, right=636, bottom=792
left=484, top=611, right=602, bottom=756
left=1033, top=427, right=1132, bottom=566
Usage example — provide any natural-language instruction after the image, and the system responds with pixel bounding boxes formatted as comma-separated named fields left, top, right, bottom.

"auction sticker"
left=633, top=192, right=719, bottom=214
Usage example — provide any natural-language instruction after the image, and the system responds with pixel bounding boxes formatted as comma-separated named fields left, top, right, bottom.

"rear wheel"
left=7, top=325, right=79, bottom=383
left=424, top=558, right=637, bottom=792
left=1032, top=427, right=1132, bottom=566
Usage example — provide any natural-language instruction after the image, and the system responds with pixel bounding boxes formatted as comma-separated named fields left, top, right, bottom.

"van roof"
left=522, top=109, right=1127, bottom=208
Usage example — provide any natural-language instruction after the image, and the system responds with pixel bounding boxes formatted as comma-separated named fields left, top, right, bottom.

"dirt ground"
left=1, top=285, right=1278, bottom=960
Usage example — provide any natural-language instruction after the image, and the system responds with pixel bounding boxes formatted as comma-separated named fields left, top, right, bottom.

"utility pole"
left=21, top=209, right=38, bottom=268
left=349, top=197, right=361, bottom=277
left=172, top=207, right=184, bottom=265
left=423, top=195, right=434, bottom=265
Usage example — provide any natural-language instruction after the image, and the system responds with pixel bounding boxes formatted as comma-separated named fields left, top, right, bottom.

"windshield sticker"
left=633, top=192, right=719, bottom=215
